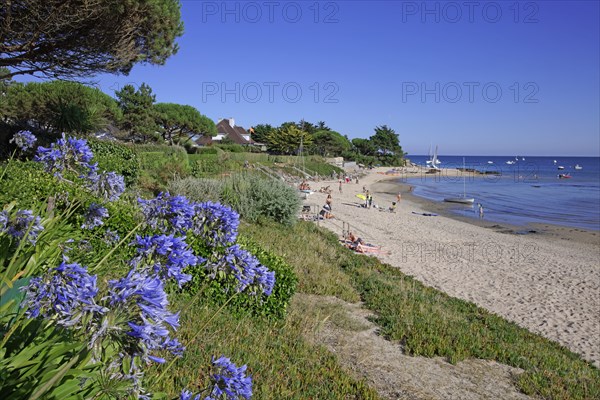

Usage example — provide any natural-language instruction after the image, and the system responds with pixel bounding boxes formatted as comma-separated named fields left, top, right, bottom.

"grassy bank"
left=145, top=292, right=381, bottom=399
left=241, top=220, right=600, bottom=400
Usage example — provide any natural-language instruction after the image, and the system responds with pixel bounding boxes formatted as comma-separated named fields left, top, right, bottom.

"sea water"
left=400, top=156, right=600, bottom=231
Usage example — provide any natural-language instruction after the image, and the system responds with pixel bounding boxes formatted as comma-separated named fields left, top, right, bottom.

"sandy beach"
left=303, top=167, right=600, bottom=367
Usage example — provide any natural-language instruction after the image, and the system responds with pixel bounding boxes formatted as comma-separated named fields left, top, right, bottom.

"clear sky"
left=15, top=1, right=600, bottom=156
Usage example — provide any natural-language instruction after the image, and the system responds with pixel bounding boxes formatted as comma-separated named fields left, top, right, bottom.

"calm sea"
left=400, top=156, right=600, bottom=231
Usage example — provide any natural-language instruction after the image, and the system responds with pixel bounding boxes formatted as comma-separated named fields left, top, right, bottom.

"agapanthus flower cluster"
left=81, top=203, right=109, bottom=229
left=107, top=269, right=184, bottom=363
left=22, top=261, right=106, bottom=328
left=35, top=133, right=96, bottom=178
left=193, top=202, right=240, bottom=247
left=10, top=130, right=37, bottom=151
left=131, top=234, right=200, bottom=287
left=210, top=245, right=275, bottom=296
left=0, top=209, right=44, bottom=245
left=138, top=192, right=196, bottom=234
left=180, top=389, right=201, bottom=400
left=87, top=171, right=126, bottom=201
left=179, top=356, right=252, bottom=400
left=207, top=356, right=253, bottom=400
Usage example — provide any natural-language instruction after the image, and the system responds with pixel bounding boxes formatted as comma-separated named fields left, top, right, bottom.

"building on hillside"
left=196, top=118, right=262, bottom=148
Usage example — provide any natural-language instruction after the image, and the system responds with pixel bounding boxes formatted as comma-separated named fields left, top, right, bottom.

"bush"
left=195, top=146, right=218, bottom=155
left=0, top=161, right=87, bottom=208
left=185, top=236, right=297, bottom=319
left=214, top=143, right=246, bottom=153
left=246, top=175, right=301, bottom=225
left=88, top=140, right=140, bottom=185
left=169, top=173, right=301, bottom=225
left=127, top=143, right=188, bottom=155
left=168, top=176, right=224, bottom=203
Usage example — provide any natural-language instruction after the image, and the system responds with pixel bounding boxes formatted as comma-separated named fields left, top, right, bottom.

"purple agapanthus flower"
left=138, top=192, right=195, bottom=234
left=107, top=269, right=184, bottom=363
left=206, top=356, right=253, bottom=400
left=87, top=171, right=125, bottom=201
left=22, top=261, right=106, bottom=327
left=131, top=234, right=199, bottom=287
left=179, top=389, right=201, bottom=400
left=210, top=245, right=275, bottom=296
left=193, top=202, right=240, bottom=247
left=10, top=130, right=37, bottom=152
left=34, top=133, right=95, bottom=178
left=5, top=209, right=44, bottom=245
left=81, top=203, right=109, bottom=229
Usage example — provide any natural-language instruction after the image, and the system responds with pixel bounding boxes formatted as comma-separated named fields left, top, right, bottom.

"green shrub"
left=170, top=174, right=301, bottom=225
left=184, top=236, right=297, bottom=319
left=0, top=161, right=89, bottom=208
left=246, top=174, right=301, bottom=225
left=168, top=176, right=224, bottom=203
left=127, top=143, right=187, bottom=155
left=88, top=139, right=140, bottom=185
left=195, top=147, right=218, bottom=155
left=214, top=143, right=245, bottom=153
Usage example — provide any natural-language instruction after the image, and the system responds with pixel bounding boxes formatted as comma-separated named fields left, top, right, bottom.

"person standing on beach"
left=478, top=203, right=484, bottom=219
left=339, top=179, right=343, bottom=193
left=368, top=194, right=373, bottom=209
left=396, top=192, right=402, bottom=203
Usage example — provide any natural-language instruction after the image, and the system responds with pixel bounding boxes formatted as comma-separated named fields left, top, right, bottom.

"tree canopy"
left=266, top=125, right=313, bottom=155
left=115, top=83, right=158, bottom=142
left=0, top=80, right=121, bottom=136
left=311, top=130, right=352, bottom=156
left=0, top=0, right=183, bottom=80
left=370, top=125, right=403, bottom=156
left=251, top=124, right=276, bottom=144
left=154, top=103, right=216, bottom=145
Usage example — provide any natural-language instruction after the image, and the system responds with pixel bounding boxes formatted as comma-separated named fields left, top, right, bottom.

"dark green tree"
left=369, top=125, right=404, bottom=165
left=317, top=121, right=331, bottom=131
left=297, top=120, right=317, bottom=134
left=251, top=124, right=277, bottom=144
left=0, top=0, right=183, bottom=80
left=1, top=80, right=121, bottom=135
left=311, top=130, right=352, bottom=156
left=351, top=138, right=377, bottom=157
left=154, top=103, right=216, bottom=145
left=115, top=83, right=158, bottom=142
left=370, top=125, right=403, bottom=156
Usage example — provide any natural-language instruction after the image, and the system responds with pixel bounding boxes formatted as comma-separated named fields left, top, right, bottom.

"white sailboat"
left=426, top=145, right=441, bottom=170
left=444, top=157, right=475, bottom=204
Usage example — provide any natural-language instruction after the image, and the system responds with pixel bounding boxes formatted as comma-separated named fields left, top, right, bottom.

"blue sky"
left=15, top=1, right=600, bottom=156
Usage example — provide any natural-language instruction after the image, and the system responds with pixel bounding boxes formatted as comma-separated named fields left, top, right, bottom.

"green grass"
left=145, top=295, right=381, bottom=399
left=242, top=220, right=600, bottom=400
left=240, top=221, right=359, bottom=303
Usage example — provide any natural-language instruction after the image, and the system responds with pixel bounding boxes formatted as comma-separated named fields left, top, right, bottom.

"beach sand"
left=303, top=167, right=600, bottom=367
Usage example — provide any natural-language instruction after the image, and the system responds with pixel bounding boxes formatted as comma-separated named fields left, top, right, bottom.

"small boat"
left=506, top=160, right=515, bottom=165
left=444, top=157, right=475, bottom=204
left=444, top=196, right=475, bottom=204
left=521, top=157, right=525, bottom=161
left=575, top=164, right=583, bottom=170
left=557, top=166, right=565, bottom=170
left=487, top=161, right=494, bottom=164
left=558, top=173, right=571, bottom=179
